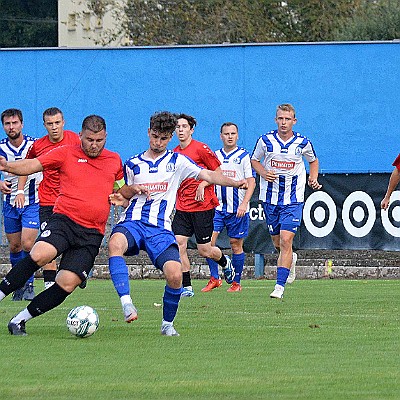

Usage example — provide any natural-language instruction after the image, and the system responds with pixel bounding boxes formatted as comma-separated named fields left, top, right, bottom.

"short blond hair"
left=276, top=103, right=296, bottom=118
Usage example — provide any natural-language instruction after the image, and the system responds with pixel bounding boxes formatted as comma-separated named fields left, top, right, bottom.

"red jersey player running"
left=16, top=107, right=80, bottom=289
left=172, top=114, right=234, bottom=297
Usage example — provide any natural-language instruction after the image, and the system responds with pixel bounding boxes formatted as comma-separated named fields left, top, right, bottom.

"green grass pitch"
left=0, top=278, right=399, bottom=399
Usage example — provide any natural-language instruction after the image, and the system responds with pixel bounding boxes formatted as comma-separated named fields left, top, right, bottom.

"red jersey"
left=26, top=130, right=80, bottom=206
left=37, top=145, right=124, bottom=234
left=393, top=154, right=400, bottom=170
left=174, top=139, right=221, bottom=211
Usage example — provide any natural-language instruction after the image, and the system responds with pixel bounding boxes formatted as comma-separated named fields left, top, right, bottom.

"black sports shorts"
left=172, top=209, right=214, bottom=244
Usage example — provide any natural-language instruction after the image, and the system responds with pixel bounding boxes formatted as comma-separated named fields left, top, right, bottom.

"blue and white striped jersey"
left=0, top=135, right=42, bottom=206
left=215, top=147, right=254, bottom=214
left=119, top=150, right=202, bottom=230
left=251, top=130, right=317, bottom=205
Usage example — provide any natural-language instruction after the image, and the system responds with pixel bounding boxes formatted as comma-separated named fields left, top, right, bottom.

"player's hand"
left=0, top=180, right=12, bottom=194
left=109, top=193, right=129, bottom=207
left=308, top=178, right=322, bottom=190
left=130, top=184, right=150, bottom=198
left=235, top=179, right=248, bottom=190
left=195, top=185, right=205, bottom=202
left=14, top=193, right=25, bottom=208
left=264, top=169, right=278, bottom=182
left=381, top=197, right=390, bottom=210
left=236, top=202, right=247, bottom=218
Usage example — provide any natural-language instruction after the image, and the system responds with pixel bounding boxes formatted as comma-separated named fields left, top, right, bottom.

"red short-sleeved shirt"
left=37, top=145, right=124, bottom=234
left=173, top=139, right=221, bottom=211
left=26, top=130, right=81, bottom=206
left=393, top=154, right=400, bottom=170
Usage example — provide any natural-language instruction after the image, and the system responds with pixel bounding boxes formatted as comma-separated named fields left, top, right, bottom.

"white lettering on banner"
left=249, top=203, right=265, bottom=221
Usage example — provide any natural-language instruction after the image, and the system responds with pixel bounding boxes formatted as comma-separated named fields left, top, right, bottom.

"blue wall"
left=1, top=41, right=399, bottom=172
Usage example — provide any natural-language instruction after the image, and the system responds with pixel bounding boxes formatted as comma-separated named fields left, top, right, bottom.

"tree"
left=0, top=0, right=57, bottom=48
left=333, top=0, right=400, bottom=41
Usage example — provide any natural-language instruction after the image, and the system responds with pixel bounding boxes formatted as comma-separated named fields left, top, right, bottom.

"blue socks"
left=232, top=252, right=245, bottom=283
left=206, top=258, right=219, bottom=279
left=109, top=256, right=130, bottom=297
left=10, top=251, right=34, bottom=285
left=163, top=285, right=182, bottom=323
left=277, top=266, right=290, bottom=287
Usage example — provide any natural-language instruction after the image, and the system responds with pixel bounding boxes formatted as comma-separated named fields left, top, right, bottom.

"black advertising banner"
left=215, top=173, right=399, bottom=252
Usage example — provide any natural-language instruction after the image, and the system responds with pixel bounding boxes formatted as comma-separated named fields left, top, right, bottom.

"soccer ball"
left=66, top=305, right=99, bottom=338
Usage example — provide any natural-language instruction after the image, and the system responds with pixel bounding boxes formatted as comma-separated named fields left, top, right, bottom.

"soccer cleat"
left=227, top=282, right=242, bottom=292
left=22, top=283, right=35, bottom=301
left=12, top=288, right=24, bottom=301
left=180, top=286, right=194, bottom=298
left=201, top=277, right=222, bottom=292
left=123, top=302, right=138, bottom=323
left=270, top=284, right=285, bottom=299
left=8, top=320, right=27, bottom=336
left=161, top=323, right=180, bottom=337
left=222, top=256, right=234, bottom=284
left=286, top=252, right=298, bottom=284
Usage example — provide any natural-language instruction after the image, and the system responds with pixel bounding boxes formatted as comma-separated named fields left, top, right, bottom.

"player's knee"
left=108, top=233, right=127, bottom=255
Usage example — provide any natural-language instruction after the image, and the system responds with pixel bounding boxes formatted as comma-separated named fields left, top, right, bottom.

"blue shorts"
left=111, top=220, right=180, bottom=270
left=213, top=210, right=249, bottom=239
left=3, top=202, right=40, bottom=234
left=262, top=203, right=304, bottom=235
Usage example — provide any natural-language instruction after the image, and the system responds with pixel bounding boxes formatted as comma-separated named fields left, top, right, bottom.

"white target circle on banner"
left=381, top=191, right=400, bottom=237
left=342, top=191, right=375, bottom=237
left=303, top=191, right=337, bottom=237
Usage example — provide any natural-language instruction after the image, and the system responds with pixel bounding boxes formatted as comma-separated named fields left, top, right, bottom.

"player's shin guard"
left=276, top=266, right=290, bottom=287
left=206, top=257, right=220, bottom=279
left=0, top=254, right=40, bottom=296
left=163, top=285, right=182, bottom=323
left=27, top=283, right=70, bottom=317
left=232, top=252, right=245, bottom=283
left=109, top=256, right=130, bottom=297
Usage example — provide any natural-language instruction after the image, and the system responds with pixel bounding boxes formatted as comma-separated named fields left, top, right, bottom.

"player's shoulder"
left=294, top=131, right=312, bottom=142
left=24, top=134, right=38, bottom=142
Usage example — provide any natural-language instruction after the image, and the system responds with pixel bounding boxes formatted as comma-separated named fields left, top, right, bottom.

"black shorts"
left=39, top=205, right=54, bottom=232
left=172, top=209, right=214, bottom=244
left=37, top=213, right=103, bottom=281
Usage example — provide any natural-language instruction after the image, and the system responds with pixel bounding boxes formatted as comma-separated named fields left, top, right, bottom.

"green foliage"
left=1, top=279, right=400, bottom=398
left=0, top=0, right=57, bottom=48
left=333, top=0, right=400, bottom=41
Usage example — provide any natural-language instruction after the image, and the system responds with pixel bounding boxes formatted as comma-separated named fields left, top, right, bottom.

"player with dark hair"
left=108, top=111, right=248, bottom=336
left=172, top=113, right=234, bottom=297
left=0, top=108, right=41, bottom=301
left=251, top=104, right=321, bottom=299
left=0, top=115, right=138, bottom=336
left=202, top=122, right=256, bottom=292
left=16, top=107, right=80, bottom=290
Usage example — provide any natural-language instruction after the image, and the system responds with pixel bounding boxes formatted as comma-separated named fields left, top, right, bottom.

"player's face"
left=275, top=109, right=297, bottom=136
left=44, top=113, right=65, bottom=143
left=220, top=125, right=238, bottom=151
left=80, top=128, right=106, bottom=158
left=148, top=129, right=172, bottom=154
left=2, top=115, right=23, bottom=141
left=175, top=118, right=194, bottom=143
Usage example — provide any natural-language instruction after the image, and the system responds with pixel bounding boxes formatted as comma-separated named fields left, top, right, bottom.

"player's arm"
left=236, top=176, right=256, bottom=218
left=381, top=167, right=400, bottom=210
left=0, top=156, right=43, bottom=176
left=14, top=175, right=28, bottom=208
left=198, top=169, right=248, bottom=190
left=307, top=159, right=322, bottom=190
left=195, top=166, right=222, bottom=202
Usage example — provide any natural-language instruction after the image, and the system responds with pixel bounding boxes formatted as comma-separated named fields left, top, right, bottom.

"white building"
left=58, top=0, right=128, bottom=47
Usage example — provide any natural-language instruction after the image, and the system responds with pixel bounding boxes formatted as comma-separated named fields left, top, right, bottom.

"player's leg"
left=155, top=244, right=182, bottom=337
left=194, top=209, right=234, bottom=284
left=108, top=223, right=138, bottom=323
left=226, top=212, right=249, bottom=292
left=172, top=210, right=195, bottom=297
left=39, top=206, right=57, bottom=289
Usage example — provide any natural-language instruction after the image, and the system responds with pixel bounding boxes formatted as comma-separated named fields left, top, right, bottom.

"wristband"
left=16, top=190, right=24, bottom=195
